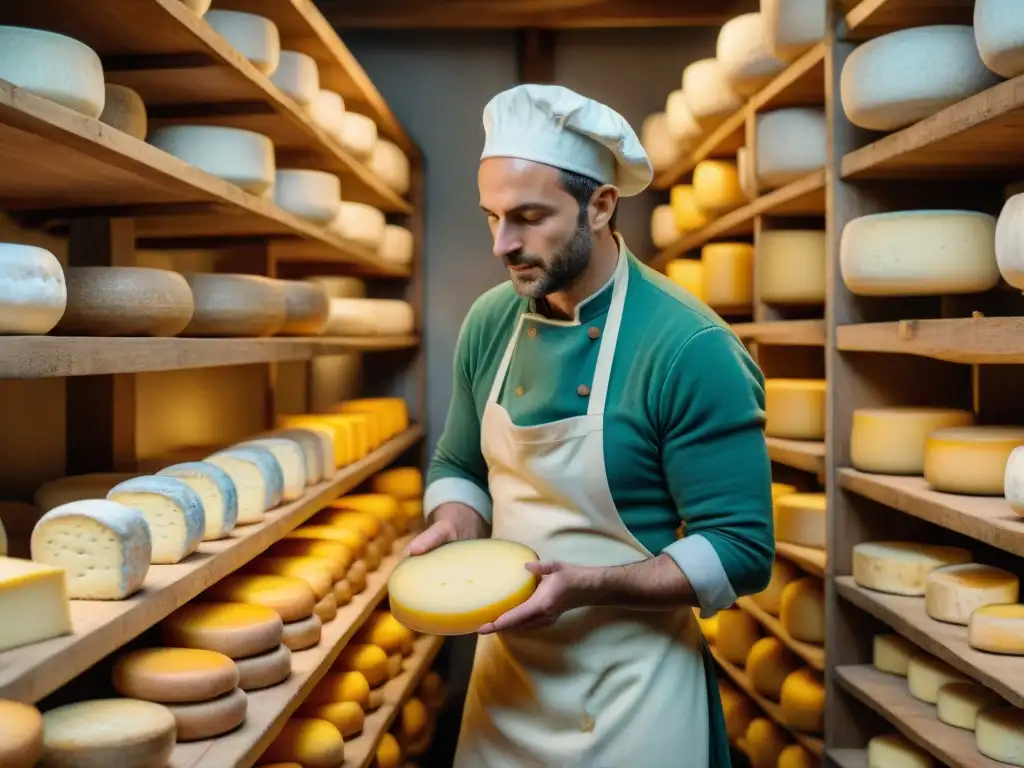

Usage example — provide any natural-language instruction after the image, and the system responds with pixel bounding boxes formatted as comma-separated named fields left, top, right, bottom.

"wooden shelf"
left=775, top=542, right=827, bottom=578
left=0, top=335, right=419, bottom=379
left=828, top=748, right=868, bottom=768
left=0, top=426, right=423, bottom=704
left=649, top=170, right=827, bottom=268
left=767, top=437, right=826, bottom=475
left=835, top=664, right=1004, bottom=768
left=836, top=318, right=1024, bottom=364
left=835, top=575, right=1024, bottom=709
left=731, top=320, right=826, bottom=347
left=710, top=646, right=824, bottom=756
left=841, top=0, right=975, bottom=42
left=736, top=596, right=826, bottom=671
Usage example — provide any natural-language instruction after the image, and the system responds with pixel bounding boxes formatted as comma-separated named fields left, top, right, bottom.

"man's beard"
left=505, top=221, right=593, bottom=299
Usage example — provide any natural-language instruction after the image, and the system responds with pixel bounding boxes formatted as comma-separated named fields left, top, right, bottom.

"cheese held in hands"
left=107, top=476, right=205, bottom=565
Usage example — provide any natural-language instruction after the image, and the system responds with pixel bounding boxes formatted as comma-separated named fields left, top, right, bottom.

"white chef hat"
left=480, top=84, right=653, bottom=197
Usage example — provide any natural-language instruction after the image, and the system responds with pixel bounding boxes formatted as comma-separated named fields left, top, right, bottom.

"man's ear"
left=589, top=185, right=619, bottom=230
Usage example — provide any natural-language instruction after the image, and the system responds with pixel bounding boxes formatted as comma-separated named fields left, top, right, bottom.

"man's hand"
left=478, top=561, right=593, bottom=634
left=405, top=501, right=489, bottom=556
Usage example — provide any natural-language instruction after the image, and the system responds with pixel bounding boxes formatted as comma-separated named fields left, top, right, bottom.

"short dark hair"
left=558, top=169, right=618, bottom=231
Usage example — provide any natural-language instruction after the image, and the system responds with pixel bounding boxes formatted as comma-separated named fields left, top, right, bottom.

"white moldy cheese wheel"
left=754, top=108, right=826, bottom=189
left=774, top=493, right=826, bottom=549
left=840, top=25, right=1001, bottom=132
left=937, top=681, right=1004, bottom=730
left=0, top=243, right=66, bottom=334
left=692, top=160, right=745, bottom=217
left=651, top=205, right=681, bottom=249
left=640, top=112, right=682, bottom=173
left=56, top=266, right=194, bottom=337
left=107, top=476, right=205, bottom=565
left=310, top=89, right=345, bottom=136
left=0, top=26, right=105, bottom=118
left=161, top=602, right=284, bottom=659
left=907, top=653, right=969, bottom=703
left=873, top=633, right=916, bottom=676
left=99, top=84, right=147, bottom=141
left=0, top=699, right=42, bottom=768
left=850, top=407, right=975, bottom=475
left=976, top=706, right=1024, bottom=764
left=274, top=169, right=341, bottom=224
left=388, top=539, right=539, bottom=635
left=756, top=230, right=826, bottom=305
left=762, top=0, right=827, bottom=61
left=148, top=125, right=275, bottom=195
left=840, top=210, right=999, bottom=296
left=277, top=280, right=330, bottom=336
left=852, top=541, right=972, bottom=596
left=745, top=637, right=800, bottom=699
left=764, top=379, right=826, bottom=440
left=204, top=10, right=280, bottom=75
left=331, top=201, right=386, bottom=250
left=867, top=733, right=934, bottom=768
left=997, top=194, right=1024, bottom=291
left=779, top=668, right=825, bottom=732
left=164, top=687, right=247, bottom=741
left=369, top=139, right=411, bottom=195
left=925, top=426, right=1024, bottom=495
left=208, top=445, right=284, bottom=511
left=925, top=563, right=1019, bottom=625
left=716, top=13, right=787, bottom=96
left=670, top=184, right=710, bottom=232
left=380, top=225, right=414, bottom=266
left=664, top=89, right=702, bottom=145
left=31, top=500, right=151, bottom=600
left=112, top=647, right=239, bottom=704
left=780, top=576, right=824, bottom=643
left=270, top=50, right=319, bottom=107
left=752, top=558, right=799, bottom=615
left=181, top=273, right=287, bottom=337
left=0, top=556, right=72, bottom=653
left=975, top=0, right=1024, bottom=78
left=969, top=604, right=1024, bottom=654
left=40, top=698, right=177, bottom=768
left=338, top=111, right=379, bottom=160
left=716, top=608, right=761, bottom=665
left=682, top=58, right=744, bottom=128
left=701, top=243, right=753, bottom=311
left=204, top=573, right=316, bottom=623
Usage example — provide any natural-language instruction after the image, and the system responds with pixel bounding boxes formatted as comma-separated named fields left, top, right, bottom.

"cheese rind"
left=976, top=706, right=1024, bottom=765
left=716, top=608, right=761, bottom=665
left=764, top=379, right=826, bottom=440
left=701, top=243, right=753, bottom=310
left=969, top=604, right=1024, bottom=655
left=112, top=647, right=239, bottom=703
left=208, top=445, right=284, bottom=511
left=925, top=563, right=1019, bottom=625
left=315, top=592, right=337, bottom=623
left=204, top=573, right=316, bottom=623
left=281, top=613, right=322, bottom=651
left=779, top=576, right=824, bottom=643
left=752, top=558, right=799, bottom=615
left=664, top=88, right=702, bottom=145
left=274, top=169, right=341, bottom=224
left=0, top=243, right=67, bottom=335
left=0, top=556, right=72, bottom=651
left=851, top=407, right=975, bottom=475
left=925, top=426, right=1024, bottom=495
left=164, top=686, right=247, bottom=741
left=853, top=541, right=972, bottom=596
left=774, top=493, right=826, bottom=549
left=745, top=637, right=800, bottom=699
left=873, top=633, right=916, bottom=676
left=235, top=643, right=291, bottom=690
left=0, top=27, right=105, bottom=118
left=907, top=653, right=969, bottom=703
left=0, top=699, right=42, bottom=768
left=682, top=58, right=744, bottom=127
left=779, top=668, right=825, bottom=732
left=156, top=461, right=238, bottom=541
left=40, top=698, right=177, bottom=768
left=161, top=601, right=283, bottom=659
left=31, top=500, right=151, bottom=599
left=107, top=476, right=205, bottom=565
left=936, top=681, right=1003, bottom=730
left=995, top=192, right=1024, bottom=291
left=262, top=718, right=345, bottom=768
left=236, top=438, right=308, bottom=500
left=974, top=0, right=1024, bottom=79
left=867, top=733, right=934, bottom=768
left=756, top=230, right=826, bottom=306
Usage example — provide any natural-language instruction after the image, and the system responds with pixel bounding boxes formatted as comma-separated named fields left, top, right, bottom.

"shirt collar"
left=529, top=233, right=629, bottom=324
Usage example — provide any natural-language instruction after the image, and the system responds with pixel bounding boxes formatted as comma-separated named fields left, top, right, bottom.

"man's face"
left=478, top=158, right=592, bottom=298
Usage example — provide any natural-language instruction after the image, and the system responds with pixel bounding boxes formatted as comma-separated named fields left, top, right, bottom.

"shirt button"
left=527, top=327, right=537, bottom=338
left=515, top=386, right=525, bottom=396
left=588, top=326, right=600, bottom=340
left=577, top=384, right=590, bottom=397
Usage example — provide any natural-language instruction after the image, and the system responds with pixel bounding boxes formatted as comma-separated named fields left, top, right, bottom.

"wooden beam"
left=516, top=28, right=556, bottom=84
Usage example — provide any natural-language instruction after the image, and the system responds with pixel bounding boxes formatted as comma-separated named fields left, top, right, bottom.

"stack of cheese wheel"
left=743, top=716, right=788, bottom=768
left=330, top=201, right=386, bottom=250
left=692, top=160, right=745, bottom=217
left=0, top=26, right=105, bottom=118
left=267, top=535, right=355, bottom=608
left=334, top=491, right=404, bottom=548
left=355, top=608, right=417, bottom=683
left=682, top=58, right=743, bottom=129
left=111, top=647, right=247, bottom=741
left=745, top=636, right=800, bottom=700
left=39, top=698, right=177, bottom=767
left=719, top=680, right=755, bottom=741
left=333, top=397, right=409, bottom=443
left=371, top=465, right=426, bottom=534
left=764, top=379, right=826, bottom=441
left=761, top=0, right=826, bottom=61
left=149, top=125, right=276, bottom=195
left=260, top=716, right=346, bottom=768
left=0, top=556, right=73, bottom=652
left=774, top=493, right=826, bottom=550
left=670, top=184, right=710, bottom=232
left=275, top=169, right=342, bottom=224
left=779, top=667, right=824, bottom=733
left=325, top=296, right=415, bottom=336
left=924, top=426, right=1024, bottom=495
left=757, top=230, right=826, bottom=306
left=271, top=50, right=320, bottom=107
left=908, top=651, right=969, bottom=704
left=924, top=562, right=1019, bottom=626
left=849, top=406, right=974, bottom=475
left=650, top=205, right=681, bottom=249
left=307, top=504, right=385, bottom=570
left=162, top=601, right=292, bottom=692
left=0, top=244, right=66, bottom=335
left=181, top=273, right=288, bottom=337
left=205, top=9, right=281, bottom=75
left=665, top=259, right=704, bottom=301
left=716, top=12, right=787, bottom=96
left=640, top=112, right=684, bottom=174
left=700, top=242, right=753, bottom=313
left=753, top=108, right=826, bottom=189
left=243, top=550, right=340, bottom=637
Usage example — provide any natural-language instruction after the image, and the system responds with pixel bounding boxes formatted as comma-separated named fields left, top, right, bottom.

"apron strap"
left=587, top=249, right=629, bottom=417
left=487, top=313, right=526, bottom=404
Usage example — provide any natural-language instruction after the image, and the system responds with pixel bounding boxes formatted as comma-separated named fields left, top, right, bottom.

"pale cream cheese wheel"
left=163, top=687, right=248, bottom=741
left=852, top=541, right=972, bottom=596
left=925, top=426, right=1024, bottom=495
left=756, top=230, right=826, bottom=305
left=0, top=243, right=66, bottom=335
left=924, top=563, right=1019, bottom=625
left=40, top=698, right=177, bottom=767
left=850, top=407, right=975, bottom=475
left=56, top=267, right=194, bottom=337
left=181, top=273, right=287, bottom=337
left=0, top=26, right=105, bottom=118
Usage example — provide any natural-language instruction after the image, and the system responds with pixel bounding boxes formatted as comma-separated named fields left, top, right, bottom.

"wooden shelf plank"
left=767, top=437, right=826, bottom=475
left=0, top=336, right=419, bottom=379
left=841, top=75, right=1024, bottom=179
left=649, top=170, right=826, bottom=269
left=835, top=664, right=1004, bottom=768
left=731, top=320, right=826, bottom=346
left=836, top=317, right=1024, bottom=364
left=710, top=646, right=824, bottom=756
left=828, top=748, right=869, bottom=768
left=0, top=426, right=423, bottom=704
left=775, top=542, right=827, bottom=578
left=838, top=469, right=1024, bottom=559
left=736, top=596, right=826, bottom=670
left=842, top=0, right=975, bottom=42
left=835, top=576, right=1024, bottom=709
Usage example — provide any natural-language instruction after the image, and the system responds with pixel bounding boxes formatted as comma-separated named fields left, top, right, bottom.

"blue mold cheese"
left=107, top=476, right=205, bottom=565
left=207, top=445, right=284, bottom=521
left=156, top=461, right=238, bottom=541
left=263, top=427, right=335, bottom=481
left=236, top=437, right=309, bottom=500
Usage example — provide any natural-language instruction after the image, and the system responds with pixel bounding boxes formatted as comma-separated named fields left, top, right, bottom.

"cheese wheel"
left=737, top=146, right=757, bottom=201
left=418, top=670, right=445, bottom=710
left=717, top=13, right=788, bottom=96
left=336, top=643, right=390, bottom=688
left=205, top=9, right=280, bottom=75
left=926, top=563, right=1019, bottom=625
left=262, top=427, right=334, bottom=481
left=974, top=0, right=1024, bottom=78
left=148, top=125, right=275, bottom=194
left=100, top=84, right=147, bottom=140
left=40, top=698, right=176, bottom=768
left=315, top=592, right=337, bottom=623
left=867, top=733, right=934, bottom=768
left=0, top=26, right=105, bottom=118
left=107, top=476, right=205, bottom=565
left=291, top=524, right=367, bottom=555
left=380, top=225, right=414, bottom=266
left=841, top=25, right=1000, bottom=132
left=282, top=613, right=322, bottom=651
left=310, top=89, right=345, bottom=135
left=774, top=493, right=826, bottom=549
left=112, top=647, right=238, bottom=703
left=754, top=108, right=826, bottom=189
left=264, top=718, right=346, bottom=767
left=236, top=437, right=307, bottom=500
left=268, top=539, right=353, bottom=580
left=338, top=112, right=379, bottom=160
left=369, top=139, right=411, bottom=195
left=155, top=462, right=238, bottom=541
left=969, top=604, right=1024, bottom=655
left=371, top=467, right=422, bottom=499
left=326, top=297, right=415, bottom=336
left=664, top=89, right=702, bottom=145
left=853, top=541, right=972, bottom=596
left=976, top=706, right=1024, bottom=765
left=331, top=201, right=386, bottom=250
left=0, top=557, right=72, bottom=652
left=762, top=0, right=826, bottom=61
left=779, top=668, right=825, bottom=732
left=840, top=210, right=999, bottom=296
left=669, top=185, right=710, bottom=232
left=651, top=205, right=681, bottom=249
left=274, top=169, right=341, bottom=224
left=907, top=653, right=969, bottom=703
left=56, top=266, right=194, bottom=337
left=692, top=160, right=745, bottom=217
left=387, top=651, right=403, bottom=679
left=719, top=682, right=754, bottom=739
left=697, top=613, right=718, bottom=643
left=0, top=243, right=66, bottom=335
left=716, top=608, right=760, bottom=664
left=235, top=643, right=291, bottom=690
left=925, top=426, right=1024, bottom=495
left=277, top=280, right=330, bottom=336
left=937, top=681, right=1004, bottom=730
left=248, top=556, right=334, bottom=600
left=271, top=50, right=319, bottom=106
left=744, top=717, right=787, bottom=768
left=873, top=633, right=917, bottom=676
left=0, top=700, right=41, bottom=768
left=357, top=611, right=416, bottom=656
left=309, top=671, right=371, bottom=708
left=777, top=744, right=815, bottom=768
left=764, top=379, right=826, bottom=440
left=315, top=508, right=382, bottom=540
left=164, top=686, right=247, bottom=741
left=199, top=454, right=265, bottom=526
left=388, top=539, right=539, bottom=635
left=851, top=407, right=975, bottom=475
left=997, top=193, right=1024, bottom=291
left=665, top=259, right=704, bottom=300
left=780, top=576, right=824, bottom=643
left=208, top=445, right=284, bottom=510
left=752, top=558, right=799, bottom=615
left=701, top=243, right=753, bottom=310
left=204, top=573, right=316, bottom=622
left=181, top=273, right=287, bottom=337
left=640, top=112, right=683, bottom=173
left=334, top=578, right=353, bottom=604
left=772, top=482, right=798, bottom=501
left=745, top=637, right=800, bottom=699
left=336, top=491, right=404, bottom=526
left=162, top=601, right=283, bottom=659
left=299, top=701, right=364, bottom=739
left=682, top=58, right=744, bottom=128
left=376, top=733, right=401, bottom=768
left=757, top=230, right=826, bottom=305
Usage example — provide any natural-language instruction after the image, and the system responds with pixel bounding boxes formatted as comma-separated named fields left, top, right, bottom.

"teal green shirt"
left=425, top=243, right=774, bottom=613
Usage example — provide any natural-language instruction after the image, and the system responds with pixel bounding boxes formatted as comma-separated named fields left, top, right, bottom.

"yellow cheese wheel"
left=780, top=576, right=824, bottom=643
left=693, top=160, right=745, bottom=217
left=387, top=651, right=403, bottom=679
left=716, top=608, right=760, bottom=664
left=334, top=578, right=354, bottom=605
left=779, top=668, right=824, bottom=732
left=41, top=699, right=176, bottom=766
left=318, top=508, right=382, bottom=538
left=774, top=493, right=826, bottom=549
left=388, top=539, right=539, bottom=635
left=745, top=637, right=800, bottom=700
left=925, top=563, right=1019, bottom=625
left=418, top=670, right=445, bottom=710
left=203, top=573, right=316, bottom=622
left=347, top=560, right=368, bottom=593
left=665, top=258, right=704, bottom=300
left=970, top=604, right=1024, bottom=655
left=853, top=541, right=972, bottom=596
left=313, top=412, right=373, bottom=456
left=161, top=602, right=284, bottom=659
left=397, top=697, right=429, bottom=743
left=719, top=681, right=754, bottom=739
left=298, top=700, right=365, bottom=738
left=282, top=614, right=322, bottom=651
left=907, top=653, right=969, bottom=703
left=0, top=700, right=42, bottom=768
left=335, top=398, right=409, bottom=441
left=850, top=407, right=974, bottom=475
left=375, top=732, right=402, bottom=768
left=371, top=467, right=423, bottom=499
left=975, top=706, right=1024, bottom=764
left=765, top=379, right=826, bottom=440
left=246, top=556, right=335, bottom=600
left=401, top=499, right=423, bottom=523
left=701, top=242, right=753, bottom=311
left=757, top=230, right=827, bottom=306
left=336, top=643, right=390, bottom=688
left=873, top=633, right=916, bottom=676
left=334, top=493, right=400, bottom=524
left=752, top=558, right=799, bottom=615
left=112, top=647, right=239, bottom=703
left=697, top=613, right=719, bottom=644
left=235, top=643, right=291, bottom=691
left=357, top=610, right=416, bottom=656
left=867, top=733, right=933, bottom=768
left=743, top=717, right=787, bottom=768
left=287, top=525, right=367, bottom=555
left=924, top=426, right=1024, bottom=495
left=669, top=184, right=710, bottom=231
left=308, top=671, right=371, bottom=708
left=276, top=416, right=351, bottom=467
left=315, top=593, right=338, bottom=623
left=262, top=718, right=346, bottom=768
left=936, top=681, right=1003, bottom=730
left=268, top=538, right=354, bottom=579
left=772, top=482, right=797, bottom=501
left=778, top=744, right=814, bottom=768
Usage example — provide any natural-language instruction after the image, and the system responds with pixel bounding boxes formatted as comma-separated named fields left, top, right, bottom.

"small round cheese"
left=148, top=125, right=275, bottom=195
left=310, top=89, right=345, bottom=136
left=41, top=698, right=177, bottom=767
left=640, top=112, right=683, bottom=173
left=907, top=653, right=969, bottom=703
left=937, top=681, right=1004, bottom=730
left=235, top=643, right=292, bottom=690
left=692, top=160, right=745, bottom=217
left=204, top=10, right=281, bottom=75
left=701, top=243, right=753, bottom=311
left=0, top=243, right=66, bottom=335
left=873, top=633, right=917, bottom=676
left=651, top=204, right=681, bottom=249
left=669, top=184, right=710, bottom=232
left=274, top=169, right=341, bottom=224
left=181, top=273, right=287, bottom=338
left=315, top=508, right=382, bottom=540
left=778, top=743, right=815, bottom=768
left=976, top=706, right=1024, bottom=765
left=336, top=643, right=390, bottom=688
left=112, top=647, right=239, bottom=703
left=308, top=671, right=371, bottom=708
left=387, top=651, right=403, bottom=679
left=376, top=733, right=401, bottom=768
left=867, top=733, right=934, bottom=768
left=107, top=475, right=205, bottom=565
left=388, top=539, right=539, bottom=635
left=682, top=58, right=744, bottom=127
left=853, top=541, right=972, bottom=596
left=298, top=701, right=364, bottom=739
left=780, top=576, right=825, bottom=643
left=371, top=467, right=422, bottom=499
left=99, top=84, right=147, bottom=140
left=757, top=230, right=826, bottom=305
left=369, top=139, right=411, bottom=195
left=754, top=108, right=827, bottom=189
left=850, top=407, right=975, bottom=475
left=357, top=610, right=416, bottom=656
left=0, top=26, right=105, bottom=118
left=281, top=613, right=322, bottom=651
left=156, top=461, right=239, bottom=541
left=664, top=89, right=701, bottom=145
left=164, top=686, right=247, bottom=741
left=762, top=0, right=826, bottom=61
left=315, top=593, right=337, bottom=623
left=745, top=637, right=800, bottom=699
left=0, top=700, right=42, bottom=768
left=744, top=717, right=787, bottom=768
left=338, top=112, right=379, bottom=160
left=774, top=493, right=826, bottom=549
left=716, top=13, right=787, bottom=96
left=380, top=225, right=414, bottom=266
left=330, top=201, right=386, bottom=250
left=764, top=379, right=826, bottom=440
left=267, top=539, right=353, bottom=579
left=162, top=601, right=283, bottom=659
left=925, top=563, right=1019, bottom=625
left=719, top=682, right=754, bottom=739
left=840, top=25, right=1000, bottom=131
left=840, top=210, right=999, bottom=296
left=204, top=573, right=316, bottom=623
left=997, top=193, right=1024, bottom=292
left=752, top=558, right=799, bottom=616
left=716, top=608, right=761, bottom=665
left=290, top=524, right=367, bottom=555
left=665, top=259, right=704, bottom=300
left=925, top=426, right=1024, bottom=495
left=332, top=576, right=352, bottom=603
left=969, top=604, right=1024, bottom=655
left=262, top=718, right=345, bottom=767
left=271, top=50, right=319, bottom=107
left=346, top=561, right=367, bottom=593
left=277, top=280, right=330, bottom=336
left=975, top=0, right=1024, bottom=78
left=779, top=668, right=825, bottom=731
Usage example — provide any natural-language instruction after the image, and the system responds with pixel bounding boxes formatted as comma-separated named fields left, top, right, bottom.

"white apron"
left=453, top=251, right=710, bottom=768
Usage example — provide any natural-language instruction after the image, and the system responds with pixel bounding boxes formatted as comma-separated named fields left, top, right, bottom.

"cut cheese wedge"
left=976, top=706, right=1024, bottom=765
left=0, top=556, right=72, bottom=652
left=236, top=437, right=308, bottom=500
left=867, top=733, right=933, bottom=768
left=112, top=647, right=238, bottom=704
left=937, top=681, right=1003, bottom=730
left=851, top=407, right=975, bottom=475
left=969, top=604, right=1024, bottom=655
left=852, top=541, right=972, bottom=596
left=873, top=633, right=916, bottom=676
left=925, top=563, right=1019, bottom=625
left=40, top=698, right=177, bottom=768
left=388, top=539, right=539, bottom=635
left=208, top=445, right=284, bottom=511
left=0, top=699, right=42, bottom=768
left=161, top=601, right=283, bottom=659
left=107, top=476, right=205, bottom=565
left=907, top=653, right=969, bottom=703
left=925, top=426, right=1024, bottom=496
left=155, top=461, right=238, bottom=541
